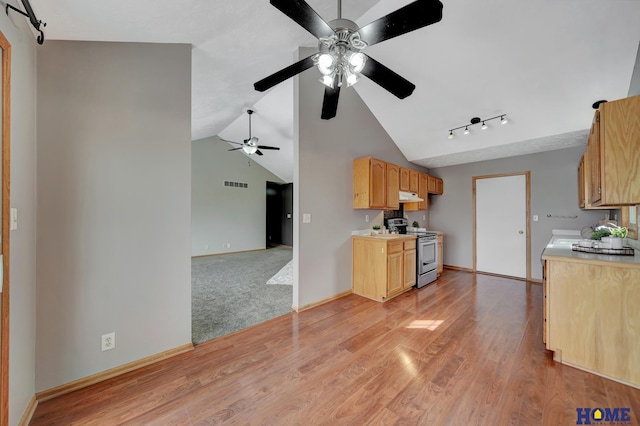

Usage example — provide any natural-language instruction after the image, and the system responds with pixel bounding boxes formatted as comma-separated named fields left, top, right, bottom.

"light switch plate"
left=303, top=213, right=312, bottom=223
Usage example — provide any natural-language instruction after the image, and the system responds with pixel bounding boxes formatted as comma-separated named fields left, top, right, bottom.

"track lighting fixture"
left=447, top=114, right=508, bottom=139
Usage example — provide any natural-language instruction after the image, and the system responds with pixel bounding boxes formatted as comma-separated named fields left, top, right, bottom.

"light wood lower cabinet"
left=352, top=236, right=416, bottom=302
left=544, top=257, right=640, bottom=388
left=436, top=232, right=443, bottom=276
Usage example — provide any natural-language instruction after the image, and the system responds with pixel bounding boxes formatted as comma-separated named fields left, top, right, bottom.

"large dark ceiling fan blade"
left=270, top=0, right=335, bottom=39
left=321, top=85, right=341, bottom=120
left=256, top=150, right=264, bottom=156
left=257, top=145, right=280, bottom=150
left=360, top=55, right=415, bottom=99
left=357, top=0, right=443, bottom=47
left=254, top=54, right=317, bottom=92
left=228, top=147, right=244, bottom=151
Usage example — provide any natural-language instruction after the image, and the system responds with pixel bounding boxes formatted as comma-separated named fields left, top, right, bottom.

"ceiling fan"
left=254, top=0, right=443, bottom=120
left=222, top=110, right=281, bottom=156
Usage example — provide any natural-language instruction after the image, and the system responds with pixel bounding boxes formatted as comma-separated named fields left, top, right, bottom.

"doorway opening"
left=266, top=181, right=293, bottom=248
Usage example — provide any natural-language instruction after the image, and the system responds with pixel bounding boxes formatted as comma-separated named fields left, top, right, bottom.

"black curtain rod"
left=6, top=0, right=46, bottom=44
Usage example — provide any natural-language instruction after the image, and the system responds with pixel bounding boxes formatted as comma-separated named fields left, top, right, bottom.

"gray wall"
left=191, top=136, right=284, bottom=256
left=36, top=41, right=192, bottom=391
left=629, top=41, right=640, bottom=97
left=1, top=14, right=38, bottom=426
left=294, top=47, right=428, bottom=309
left=428, top=146, right=607, bottom=280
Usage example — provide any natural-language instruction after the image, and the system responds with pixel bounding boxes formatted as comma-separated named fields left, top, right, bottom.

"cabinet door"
left=427, top=175, right=437, bottom=193
left=598, top=95, right=640, bottom=205
left=370, top=158, right=387, bottom=209
left=386, top=163, right=399, bottom=210
left=435, top=178, right=444, bottom=195
left=409, top=170, right=419, bottom=192
left=418, top=173, right=429, bottom=210
left=403, top=249, right=416, bottom=289
left=387, top=251, right=403, bottom=296
left=578, top=155, right=585, bottom=208
left=587, top=111, right=601, bottom=205
left=399, top=167, right=410, bottom=191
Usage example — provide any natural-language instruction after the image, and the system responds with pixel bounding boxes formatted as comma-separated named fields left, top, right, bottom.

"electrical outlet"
left=101, top=332, right=115, bottom=351
left=533, top=215, right=538, bottom=222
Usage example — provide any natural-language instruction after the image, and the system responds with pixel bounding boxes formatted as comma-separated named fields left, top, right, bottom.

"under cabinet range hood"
left=398, top=191, right=424, bottom=203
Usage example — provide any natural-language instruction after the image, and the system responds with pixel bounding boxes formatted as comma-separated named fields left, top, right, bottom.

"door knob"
left=519, top=230, right=524, bottom=234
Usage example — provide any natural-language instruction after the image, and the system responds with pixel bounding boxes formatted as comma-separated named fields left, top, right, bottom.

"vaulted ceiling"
left=32, top=0, right=640, bottom=182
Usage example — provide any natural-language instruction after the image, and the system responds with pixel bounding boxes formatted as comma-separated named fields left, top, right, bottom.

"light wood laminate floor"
left=31, top=270, right=640, bottom=425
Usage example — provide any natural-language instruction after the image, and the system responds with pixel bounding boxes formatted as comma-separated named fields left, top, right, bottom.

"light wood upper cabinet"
left=409, top=169, right=419, bottom=192
left=578, top=154, right=585, bottom=209
left=405, top=172, right=428, bottom=212
left=386, top=163, right=400, bottom=210
left=578, top=150, right=609, bottom=210
left=427, top=175, right=436, bottom=193
left=399, top=167, right=411, bottom=191
left=587, top=94, right=640, bottom=207
left=352, top=235, right=417, bottom=302
left=435, top=178, right=444, bottom=195
left=587, top=111, right=602, bottom=205
left=353, top=157, right=399, bottom=210
left=427, top=175, right=444, bottom=195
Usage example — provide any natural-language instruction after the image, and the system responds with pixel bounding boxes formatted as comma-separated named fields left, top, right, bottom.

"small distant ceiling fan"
left=254, top=0, right=443, bottom=119
left=222, top=110, right=280, bottom=156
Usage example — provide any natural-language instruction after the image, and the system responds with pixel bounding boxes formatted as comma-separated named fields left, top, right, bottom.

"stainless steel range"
left=386, top=218, right=438, bottom=288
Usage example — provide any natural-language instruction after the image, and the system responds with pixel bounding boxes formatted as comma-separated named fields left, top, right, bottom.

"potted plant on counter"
left=372, top=224, right=381, bottom=234
left=595, top=223, right=627, bottom=249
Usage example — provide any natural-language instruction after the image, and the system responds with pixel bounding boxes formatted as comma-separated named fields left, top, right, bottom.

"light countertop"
left=542, top=237, right=640, bottom=269
left=352, top=234, right=417, bottom=242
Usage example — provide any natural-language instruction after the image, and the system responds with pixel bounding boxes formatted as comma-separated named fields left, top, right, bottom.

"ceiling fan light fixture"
left=345, top=69, right=360, bottom=87
left=242, top=144, right=258, bottom=155
left=319, top=73, right=336, bottom=88
left=348, top=52, right=366, bottom=73
left=317, top=53, right=335, bottom=75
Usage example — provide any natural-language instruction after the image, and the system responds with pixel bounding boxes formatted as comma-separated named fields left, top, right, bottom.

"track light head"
left=448, top=130, right=454, bottom=139
left=481, top=121, right=488, bottom=130
left=463, top=126, right=470, bottom=135
left=500, top=115, right=508, bottom=125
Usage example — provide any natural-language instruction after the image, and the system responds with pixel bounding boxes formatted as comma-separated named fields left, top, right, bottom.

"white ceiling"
left=31, top=0, right=640, bottom=181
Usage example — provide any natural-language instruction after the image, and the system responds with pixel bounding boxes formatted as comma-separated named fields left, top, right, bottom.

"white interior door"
left=475, top=174, right=527, bottom=278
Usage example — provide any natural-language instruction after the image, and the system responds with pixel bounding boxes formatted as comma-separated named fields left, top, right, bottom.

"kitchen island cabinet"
left=352, top=235, right=416, bottom=302
left=542, top=246, right=640, bottom=388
